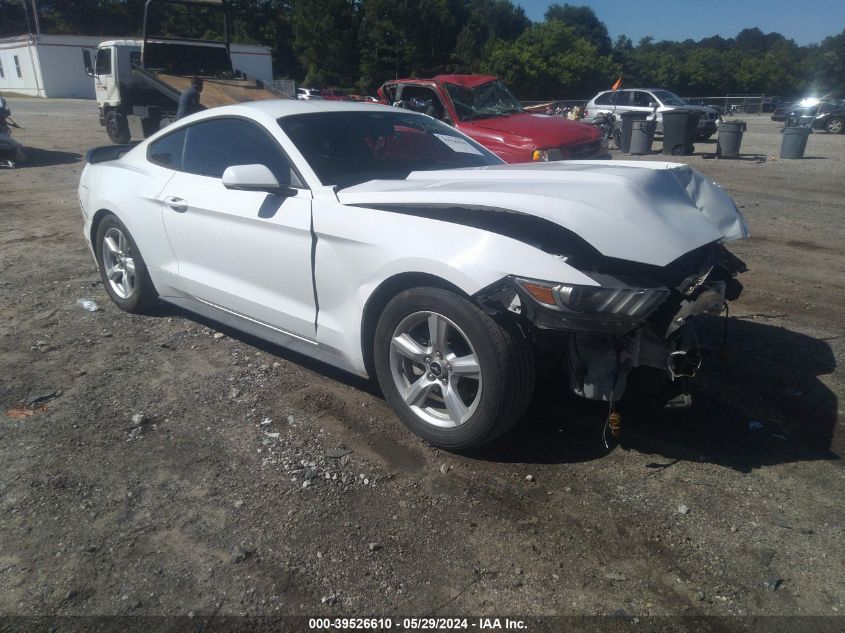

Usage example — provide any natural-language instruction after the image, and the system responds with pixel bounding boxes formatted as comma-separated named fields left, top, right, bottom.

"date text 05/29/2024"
left=308, top=617, right=527, bottom=630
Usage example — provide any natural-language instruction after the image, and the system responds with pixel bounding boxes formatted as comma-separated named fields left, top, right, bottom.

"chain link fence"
left=270, top=79, right=296, bottom=98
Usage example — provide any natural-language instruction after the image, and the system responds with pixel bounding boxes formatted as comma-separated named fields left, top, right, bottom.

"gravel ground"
left=1, top=100, right=843, bottom=630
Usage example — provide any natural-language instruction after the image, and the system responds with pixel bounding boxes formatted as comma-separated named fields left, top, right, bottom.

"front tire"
left=95, top=214, right=158, bottom=313
left=825, top=117, right=843, bottom=134
left=105, top=111, right=130, bottom=144
left=373, top=287, right=534, bottom=450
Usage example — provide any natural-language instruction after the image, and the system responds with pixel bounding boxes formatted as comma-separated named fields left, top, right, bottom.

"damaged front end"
left=475, top=242, right=746, bottom=407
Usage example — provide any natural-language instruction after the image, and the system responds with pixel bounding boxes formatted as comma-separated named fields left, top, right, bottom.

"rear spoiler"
left=85, top=143, right=138, bottom=164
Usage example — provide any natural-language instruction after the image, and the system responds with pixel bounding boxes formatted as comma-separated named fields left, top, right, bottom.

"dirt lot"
left=1, top=99, right=843, bottom=629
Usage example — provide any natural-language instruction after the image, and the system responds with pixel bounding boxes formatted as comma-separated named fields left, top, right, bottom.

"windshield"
left=443, top=80, right=524, bottom=121
left=651, top=90, right=686, bottom=106
left=279, top=111, right=503, bottom=188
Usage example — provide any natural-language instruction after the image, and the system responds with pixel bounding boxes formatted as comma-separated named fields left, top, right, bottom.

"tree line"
left=1, top=0, right=842, bottom=99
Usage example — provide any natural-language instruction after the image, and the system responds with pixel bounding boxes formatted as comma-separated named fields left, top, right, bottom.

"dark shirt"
left=176, top=86, right=201, bottom=120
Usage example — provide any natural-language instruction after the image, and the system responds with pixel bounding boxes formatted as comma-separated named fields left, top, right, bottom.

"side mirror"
left=222, top=164, right=295, bottom=196
left=83, top=49, right=95, bottom=78
left=648, top=101, right=657, bottom=109
left=442, top=114, right=454, bottom=126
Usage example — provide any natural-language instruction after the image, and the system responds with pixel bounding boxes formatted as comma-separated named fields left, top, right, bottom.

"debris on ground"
left=764, top=577, right=783, bottom=592
left=230, top=545, right=254, bottom=563
left=76, top=298, right=99, bottom=312
left=5, top=405, right=48, bottom=419
left=26, top=389, right=61, bottom=406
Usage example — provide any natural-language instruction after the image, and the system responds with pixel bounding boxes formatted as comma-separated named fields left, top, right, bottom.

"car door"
left=158, top=116, right=317, bottom=339
left=630, top=90, right=653, bottom=115
left=610, top=90, right=631, bottom=121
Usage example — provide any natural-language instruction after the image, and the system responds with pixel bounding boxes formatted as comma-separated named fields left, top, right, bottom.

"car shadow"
left=152, top=303, right=839, bottom=471
left=478, top=315, right=839, bottom=471
left=18, top=147, right=82, bottom=167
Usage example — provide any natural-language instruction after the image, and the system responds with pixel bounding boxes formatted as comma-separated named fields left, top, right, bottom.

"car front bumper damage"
left=475, top=243, right=745, bottom=406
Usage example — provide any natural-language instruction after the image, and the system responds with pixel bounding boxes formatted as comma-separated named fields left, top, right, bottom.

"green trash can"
left=619, top=111, right=649, bottom=154
left=717, top=120, right=746, bottom=158
left=661, top=109, right=700, bottom=155
left=780, top=125, right=812, bottom=159
left=629, top=119, right=657, bottom=155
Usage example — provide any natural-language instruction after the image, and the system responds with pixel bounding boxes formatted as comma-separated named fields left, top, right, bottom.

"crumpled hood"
left=337, top=161, right=749, bottom=267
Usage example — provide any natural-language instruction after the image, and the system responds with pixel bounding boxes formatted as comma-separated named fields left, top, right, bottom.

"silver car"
left=585, top=88, right=720, bottom=141
left=295, top=87, right=323, bottom=101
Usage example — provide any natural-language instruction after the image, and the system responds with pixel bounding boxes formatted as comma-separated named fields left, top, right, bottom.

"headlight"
left=532, top=148, right=565, bottom=161
left=515, top=278, right=669, bottom=321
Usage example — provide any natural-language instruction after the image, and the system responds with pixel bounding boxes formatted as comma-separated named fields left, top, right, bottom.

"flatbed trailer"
left=84, top=0, right=288, bottom=143
left=134, top=67, right=284, bottom=108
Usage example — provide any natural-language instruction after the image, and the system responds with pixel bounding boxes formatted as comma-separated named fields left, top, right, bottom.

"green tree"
left=291, top=0, right=358, bottom=86
left=451, top=0, right=529, bottom=71
left=543, top=3, right=611, bottom=55
left=484, top=19, right=617, bottom=99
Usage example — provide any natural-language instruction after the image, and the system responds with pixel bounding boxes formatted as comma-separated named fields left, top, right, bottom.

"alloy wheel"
left=389, top=311, right=482, bottom=428
left=102, top=227, right=136, bottom=299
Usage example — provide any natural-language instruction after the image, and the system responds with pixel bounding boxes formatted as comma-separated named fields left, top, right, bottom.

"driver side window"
left=95, top=48, right=112, bottom=76
left=181, top=118, right=303, bottom=187
left=399, top=86, right=447, bottom=122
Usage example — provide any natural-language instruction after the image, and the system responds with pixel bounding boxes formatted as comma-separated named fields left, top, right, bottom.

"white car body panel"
left=338, top=160, right=747, bottom=267
left=311, top=199, right=597, bottom=371
left=158, top=172, right=317, bottom=339
left=79, top=100, right=748, bottom=379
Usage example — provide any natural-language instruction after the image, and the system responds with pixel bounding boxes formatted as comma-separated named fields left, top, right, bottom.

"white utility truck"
left=83, top=0, right=286, bottom=143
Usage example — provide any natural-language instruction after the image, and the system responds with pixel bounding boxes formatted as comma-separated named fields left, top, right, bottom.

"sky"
left=519, top=0, right=845, bottom=46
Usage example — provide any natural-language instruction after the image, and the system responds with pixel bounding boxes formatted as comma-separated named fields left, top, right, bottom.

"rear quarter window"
left=147, top=127, right=187, bottom=169
left=594, top=92, right=613, bottom=105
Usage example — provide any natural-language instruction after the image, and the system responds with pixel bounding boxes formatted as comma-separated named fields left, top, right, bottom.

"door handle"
left=164, top=196, right=188, bottom=213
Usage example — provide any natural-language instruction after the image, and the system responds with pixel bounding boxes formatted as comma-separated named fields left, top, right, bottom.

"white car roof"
left=193, top=99, right=393, bottom=120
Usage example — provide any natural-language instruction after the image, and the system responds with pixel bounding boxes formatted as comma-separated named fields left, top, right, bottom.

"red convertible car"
left=378, top=74, right=605, bottom=163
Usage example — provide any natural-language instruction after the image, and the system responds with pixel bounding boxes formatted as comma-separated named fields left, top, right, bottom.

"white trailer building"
left=0, top=33, right=273, bottom=99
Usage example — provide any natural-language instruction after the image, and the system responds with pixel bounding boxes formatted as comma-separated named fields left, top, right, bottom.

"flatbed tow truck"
left=83, top=0, right=287, bottom=143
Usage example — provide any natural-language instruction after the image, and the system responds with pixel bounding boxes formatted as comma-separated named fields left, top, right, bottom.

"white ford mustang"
left=78, top=100, right=748, bottom=450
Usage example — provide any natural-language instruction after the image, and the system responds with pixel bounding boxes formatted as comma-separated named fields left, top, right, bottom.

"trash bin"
left=780, top=125, right=812, bottom=159
left=716, top=120, right=746, bottom=158
left=629, top=119, right=657, bottom=155
left=661, top=108, right=700, bottom=155
left=619, top=110, right=649, bottom=153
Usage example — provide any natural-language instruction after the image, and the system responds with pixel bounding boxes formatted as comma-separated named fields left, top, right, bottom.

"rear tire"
left=95, top=214, right=158, bottom=313
left=105, top=111, right=130, bottom=144
left=825, top=117, right=843, bottom=134
left=373, top=287, right=534, bottom=450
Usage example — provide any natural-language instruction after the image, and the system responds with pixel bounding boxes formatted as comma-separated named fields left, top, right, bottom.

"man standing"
left=176, top=77, right=203, bottom=120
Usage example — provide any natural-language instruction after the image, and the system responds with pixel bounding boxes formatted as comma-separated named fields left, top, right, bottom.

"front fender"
left=312, top=200, right=596, bottom=373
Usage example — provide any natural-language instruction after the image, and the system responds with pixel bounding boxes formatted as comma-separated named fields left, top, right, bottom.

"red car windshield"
left=443, top=80, right=524, bottom=122
left=279, top=111, right=502, bottom=188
